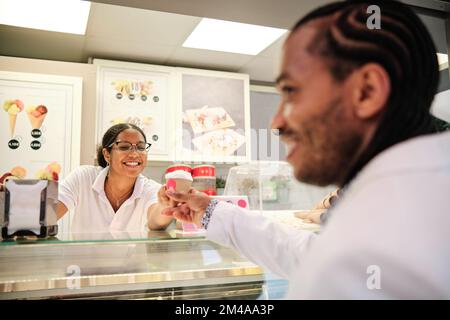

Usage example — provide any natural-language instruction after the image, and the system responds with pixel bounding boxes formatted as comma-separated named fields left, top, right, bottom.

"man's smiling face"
left=272, top=23, right=365, bottom=186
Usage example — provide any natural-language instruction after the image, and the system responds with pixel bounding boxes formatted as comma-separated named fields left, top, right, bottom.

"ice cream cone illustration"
left=10, top=166, right=27, bottom=178
left=9, top=114, right=17, bottom=137
left=0, top=166, right=27, bottom=191
left=112, top=80, right=133, bottom=95
left=3, top=99, right=24, bottom=138
left=26, top=104, right=48, bottom=129
left=139, top=81, right=152, bottom=96
left=35, top=162, right=61, bottom=181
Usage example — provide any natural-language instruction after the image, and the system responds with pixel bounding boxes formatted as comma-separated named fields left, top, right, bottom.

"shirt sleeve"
left=141, top=180, right=162, bottom=232
left=143, top=180, right=161, bottom=212
left=58, top=167, right=82, bottom=211
left=206, top=201, right=317, bottom=279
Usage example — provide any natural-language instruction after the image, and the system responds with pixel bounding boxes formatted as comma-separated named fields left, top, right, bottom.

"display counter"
left=0, top=207, right=320, bottom=300
left=0, top=229, right=288, bottom=300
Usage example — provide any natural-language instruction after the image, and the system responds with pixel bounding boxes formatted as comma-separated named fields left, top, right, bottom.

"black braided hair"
left=96, top=123, right=147, bottom=168
left=292, top=0, right=439, bottom=185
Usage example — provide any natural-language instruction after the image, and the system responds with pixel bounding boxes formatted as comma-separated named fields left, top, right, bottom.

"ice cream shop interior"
left=0, top=0, right=449, bottom=300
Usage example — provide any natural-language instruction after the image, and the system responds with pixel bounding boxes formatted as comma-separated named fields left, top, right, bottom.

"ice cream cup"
left=171, top=179, right=192, bottom=192
left=165, top=170, right=193, bottom=193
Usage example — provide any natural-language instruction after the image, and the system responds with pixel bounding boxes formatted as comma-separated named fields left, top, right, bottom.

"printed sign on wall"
left=95, top=60, right=175, bottom=161
left=179, top=69, right=251, bottom=163
left=0, top=72, right=82, bottom=183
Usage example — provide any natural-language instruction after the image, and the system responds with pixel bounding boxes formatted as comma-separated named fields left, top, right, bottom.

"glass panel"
left=0, top=237, right=263, bottom=298
left=0, top=230, right=205, bottom=246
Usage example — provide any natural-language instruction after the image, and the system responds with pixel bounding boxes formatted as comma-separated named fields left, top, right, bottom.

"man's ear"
left=102, top=148, right=110, bottom=164
left=349, top=63, right=391, bottom=120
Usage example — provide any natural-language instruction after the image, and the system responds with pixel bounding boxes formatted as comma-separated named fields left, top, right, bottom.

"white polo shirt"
left=58, top=165, right=160, bottom=233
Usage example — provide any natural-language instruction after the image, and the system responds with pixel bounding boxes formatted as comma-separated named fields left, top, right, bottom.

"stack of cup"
left=192, top=165, right=216, bottom=196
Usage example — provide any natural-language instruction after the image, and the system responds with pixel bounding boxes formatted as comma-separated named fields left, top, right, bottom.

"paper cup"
left=166, top=178, right=192, bottom=193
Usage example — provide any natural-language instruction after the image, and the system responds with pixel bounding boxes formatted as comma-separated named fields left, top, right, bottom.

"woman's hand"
left=148, top=185, right=179, bottom=230
left=157, top=185, right=177, bottom=208
left=313, top=189, right=341, bottom=210
left=295, top=209, right=326, bottom=224
left=296, top=189, right=342, bottom=224
left=161, top=188, right=211, bottom=227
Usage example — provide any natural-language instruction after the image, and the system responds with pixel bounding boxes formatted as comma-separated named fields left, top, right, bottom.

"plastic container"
left=192, top=176, right=216, bottom=196
left=192, top=165, right=215, bottom=178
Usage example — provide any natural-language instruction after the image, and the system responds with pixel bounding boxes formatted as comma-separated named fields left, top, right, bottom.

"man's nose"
left=270, top=103, right=286, bottom=132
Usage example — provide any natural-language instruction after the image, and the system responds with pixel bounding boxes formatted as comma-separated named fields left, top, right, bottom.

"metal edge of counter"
left=0, top=266, right=264, bottom=297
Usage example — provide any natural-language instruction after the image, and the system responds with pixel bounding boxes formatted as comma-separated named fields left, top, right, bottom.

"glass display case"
left=223, top=161, right=337, bottom=233
left=0, top=230, right=288, bottom=300
left=224, top=161, right=336, bottom=211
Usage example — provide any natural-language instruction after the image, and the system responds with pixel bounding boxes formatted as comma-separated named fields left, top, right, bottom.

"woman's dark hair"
left=96, top=123, right=147, bottom=168
left=292, top=0, right=440, bottom=185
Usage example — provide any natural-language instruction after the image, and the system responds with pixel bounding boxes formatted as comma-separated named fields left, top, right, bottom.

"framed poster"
left=176, top=68, right=251, bottom=163
left=94, top=59, right=177, bottom=161
left=0, top=71, right=82, bottom=234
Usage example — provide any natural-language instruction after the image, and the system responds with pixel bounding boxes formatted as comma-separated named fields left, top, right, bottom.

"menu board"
left=179, top=69, right=251, bottom=163
left=95, top=60, right=175, bottom=161
left=0, top=71, right=82, bottom=181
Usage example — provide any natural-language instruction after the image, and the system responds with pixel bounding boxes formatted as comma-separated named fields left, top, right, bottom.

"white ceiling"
left=0, top=0, right=448, bottom=83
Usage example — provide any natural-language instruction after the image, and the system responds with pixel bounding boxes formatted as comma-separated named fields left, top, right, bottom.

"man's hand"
left=162, top=189, right=211, bottom=227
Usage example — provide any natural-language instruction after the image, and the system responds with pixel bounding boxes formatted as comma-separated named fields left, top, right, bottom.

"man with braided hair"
left=161, top=0, right=450, bottom=299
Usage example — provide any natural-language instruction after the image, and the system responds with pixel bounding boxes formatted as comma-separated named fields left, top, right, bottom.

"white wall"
left=431, top=89, right=450, bottom=122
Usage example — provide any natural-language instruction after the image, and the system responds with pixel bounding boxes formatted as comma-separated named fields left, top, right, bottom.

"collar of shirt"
left=352, top=131, right=450, bottom=187
left=91, top=167, right=145, bottom=205
left=325, top=132, right=450, bottom=226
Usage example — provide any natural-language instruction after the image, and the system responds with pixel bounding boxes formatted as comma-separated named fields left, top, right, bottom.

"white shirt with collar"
left=206, top=131, right=450, bottom=299
left=58, top=165, right=160, bottom=233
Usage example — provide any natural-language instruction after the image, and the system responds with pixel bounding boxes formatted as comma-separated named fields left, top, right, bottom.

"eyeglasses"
left=108, top=141, right=151, bottom=153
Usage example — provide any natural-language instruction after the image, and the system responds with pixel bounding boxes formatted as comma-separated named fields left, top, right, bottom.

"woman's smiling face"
left=103, top=129, right=148, bottom=178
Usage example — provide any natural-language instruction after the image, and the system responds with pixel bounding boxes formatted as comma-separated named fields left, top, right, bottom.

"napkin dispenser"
left=0, top=179, right=58, bottom=239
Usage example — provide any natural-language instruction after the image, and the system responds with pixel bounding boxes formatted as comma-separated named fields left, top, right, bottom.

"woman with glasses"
left=56, top=123, right=174, bottom=233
